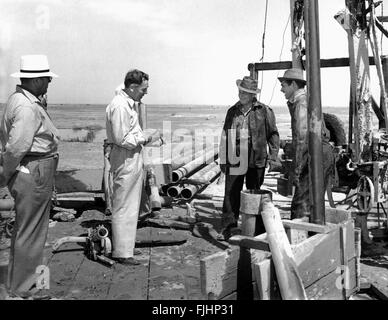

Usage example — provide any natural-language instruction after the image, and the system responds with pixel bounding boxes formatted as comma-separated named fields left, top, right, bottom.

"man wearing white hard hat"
left=0, top=55, right=59, bottom=298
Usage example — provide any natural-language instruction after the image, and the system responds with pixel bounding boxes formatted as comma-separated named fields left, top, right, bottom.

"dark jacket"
left=287, top=89, right=331, bottom=180
left=219, top=99, right=280, bottom=171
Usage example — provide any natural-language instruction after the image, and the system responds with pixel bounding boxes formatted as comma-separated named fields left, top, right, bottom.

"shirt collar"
left=288, top=88, right=306, bottom=104
left=118, top=89, right=136, bottom=108
left=236, top=100, right=260, bottom=115
left=16, top=85, right=41, bottom=104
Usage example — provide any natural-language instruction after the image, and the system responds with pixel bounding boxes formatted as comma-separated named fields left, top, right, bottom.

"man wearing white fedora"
left=218, top=76, right=280, bottom=240
left=0, top=54, right=59, bottom=298
left=278, top=68, right=334, bottom=219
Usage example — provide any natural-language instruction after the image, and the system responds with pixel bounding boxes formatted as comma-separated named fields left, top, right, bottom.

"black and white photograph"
left=0, top=0, right=388, bottom=307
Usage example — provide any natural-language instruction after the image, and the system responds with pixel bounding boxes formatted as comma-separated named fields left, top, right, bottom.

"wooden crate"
left=200, top=208, right=359, bottom=300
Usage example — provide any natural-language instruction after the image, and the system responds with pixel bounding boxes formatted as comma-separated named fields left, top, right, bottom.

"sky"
left=0, top=0, right=387, bottom=107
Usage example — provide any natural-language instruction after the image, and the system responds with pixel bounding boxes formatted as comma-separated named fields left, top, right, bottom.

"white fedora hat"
left=11, top=55, right=58, bottom=78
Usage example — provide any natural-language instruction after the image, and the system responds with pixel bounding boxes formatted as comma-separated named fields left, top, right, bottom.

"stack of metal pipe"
left=162, top=148, right=221, bottom=200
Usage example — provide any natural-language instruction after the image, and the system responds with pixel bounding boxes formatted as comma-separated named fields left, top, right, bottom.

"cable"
left=258, top=0, right=269, bottom=101
left=268, top=14, right=291, bottom=106
left=381, top=1, right=384, bottom=52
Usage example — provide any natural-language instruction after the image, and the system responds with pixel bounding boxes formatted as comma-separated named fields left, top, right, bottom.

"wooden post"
left=343, top=0, right=373, bottom=162
left=260, top=196, right=307, bottom=300
left=354, top=227, right=361, bottom=291
left=304, top=0, right=325, bottom=225
left=290, top=0, right=304, bottom=69
left=238, top=189, right=272, bottom=300
left=138, top=102, right=147, bottom=130
left=102, top=139, right=112, bottom=214
left=369, top=3, right=388, bottom=133
left=381, top=55, right=388, bottom=129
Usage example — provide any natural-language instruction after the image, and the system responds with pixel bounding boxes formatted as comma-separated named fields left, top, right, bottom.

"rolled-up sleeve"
left=3, top=104, right=40, bottom=177
left=109, top=102, right=147, bottom=150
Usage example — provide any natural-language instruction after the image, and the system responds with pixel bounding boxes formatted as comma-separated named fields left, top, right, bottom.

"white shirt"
left=105, top=90, right=146, bottom=150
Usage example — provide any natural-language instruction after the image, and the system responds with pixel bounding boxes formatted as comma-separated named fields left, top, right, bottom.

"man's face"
left=130, top=80, right=149, bottom=102
left=280, top=81, right=296, bottom=100
left=238, top=90, right=255, bottom=105
left=37, top=76, right=52, bottom=95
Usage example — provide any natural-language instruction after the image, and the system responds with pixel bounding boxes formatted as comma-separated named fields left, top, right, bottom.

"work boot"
left=216, top=215, right=238, bottom=241
left=113, top=257, right=141, bottom=266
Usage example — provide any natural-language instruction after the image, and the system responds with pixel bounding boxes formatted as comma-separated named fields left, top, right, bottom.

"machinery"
left=250, top=0, right=388, bottom=223
left=52, top=224, right=115, bottom=266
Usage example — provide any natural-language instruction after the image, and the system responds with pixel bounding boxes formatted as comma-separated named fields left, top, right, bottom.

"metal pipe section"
left=172, top=148, right=217, bottom=183
left=184, top=160, right=219, bottom=184
left=382, top=55, right=388, bottom=130
left=96, top=225, right=109, bottom=239
left=181, top=184, right=200, bottom=200
left=167, top=185, right=183, bottom=198
left=181, top=163, right=221, bottom=200
left=147, top=167, right=162, bottom=211
left=171, top=149, right=205, bottom=170
left=304, top=0, right=325, bottom=225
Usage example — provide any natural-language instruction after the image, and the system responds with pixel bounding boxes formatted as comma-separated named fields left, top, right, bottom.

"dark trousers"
left=222, top=167, right=265, bottom=231
left=7, top=155, right=58, bottom=294
left=291, top=143, right=334, bottom=219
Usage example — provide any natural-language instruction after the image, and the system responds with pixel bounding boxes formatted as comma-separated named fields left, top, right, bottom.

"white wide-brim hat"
left=11, top=54, right=58, bottom=78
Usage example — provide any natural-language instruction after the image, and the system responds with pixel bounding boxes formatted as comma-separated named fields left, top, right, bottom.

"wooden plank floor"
left=42, top=204, right=222, bottom=300
left=1, top=175, right=388, bottom=300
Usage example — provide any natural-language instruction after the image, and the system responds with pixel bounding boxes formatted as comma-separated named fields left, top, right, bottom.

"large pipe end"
left=97, top=225, right=109, bottom=239
left=172, top=171, right=182, bottom=183
left=167, top=186, right=181, bottom=198
left=181, top=188, right=193, bottom=200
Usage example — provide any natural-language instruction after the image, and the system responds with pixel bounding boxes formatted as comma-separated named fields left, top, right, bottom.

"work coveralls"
left=219, top=100, right=280, bottom=232
left=288, top=89, right=334, bottom=219
left=106, top=90, right=147, bottom=258
left=0, top=86, right=59, bottom=294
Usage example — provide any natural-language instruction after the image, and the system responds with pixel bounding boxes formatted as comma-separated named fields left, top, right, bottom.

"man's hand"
left=144, top=129, right=163, bottom=146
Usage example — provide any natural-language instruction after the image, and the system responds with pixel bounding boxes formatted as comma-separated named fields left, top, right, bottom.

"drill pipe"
left=182, top=160, right=219, bottom=184
left=146, top=167, right=162, bottom=211
left=172, top=149, right=218, bottom=183
left=181, top=162, right=221, bottom=200
left=171, top=149, right=208, bottom=170
left=167, top=185, right=184, bottom=198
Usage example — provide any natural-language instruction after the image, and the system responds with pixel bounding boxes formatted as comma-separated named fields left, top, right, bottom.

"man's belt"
left=21, top=153, right=59, bottom=164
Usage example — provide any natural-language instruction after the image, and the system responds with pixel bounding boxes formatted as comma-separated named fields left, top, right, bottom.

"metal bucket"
left=239, top=189, right=272, bottom=236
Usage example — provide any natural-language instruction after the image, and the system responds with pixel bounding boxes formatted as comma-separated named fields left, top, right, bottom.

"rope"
left=258, top=0, right=269, bottom=100
left=268, top=14, right=291, bottom=106
left=381, top=1, right=384, bottom=52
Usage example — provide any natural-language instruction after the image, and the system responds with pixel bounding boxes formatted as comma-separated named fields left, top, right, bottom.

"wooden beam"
left=376, top=18, right=388, bottom=38
left=248, top=57, right=376, bottom=72
left=228, top=234, right=270, bottom=251
left=282, top=220, right=333, bottom=234
left=378, top=16, right=388, bottom=23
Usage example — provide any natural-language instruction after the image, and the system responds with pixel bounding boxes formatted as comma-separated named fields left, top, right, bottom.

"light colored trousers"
left=109, top=145, right=144, bottom=258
